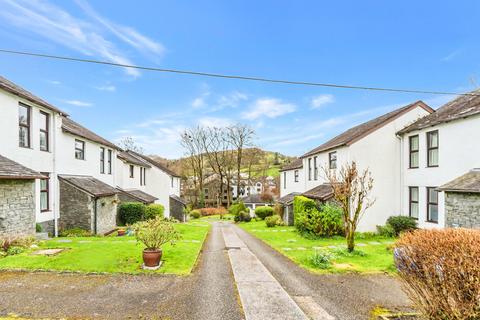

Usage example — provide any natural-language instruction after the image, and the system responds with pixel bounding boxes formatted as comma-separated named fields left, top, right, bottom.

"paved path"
left=232, top=224, right=411, bottom=320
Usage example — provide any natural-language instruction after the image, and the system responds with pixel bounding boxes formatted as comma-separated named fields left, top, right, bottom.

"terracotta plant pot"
left=117, top=229, right=126, bottom=236
left=143, top=249, right=162, bottom=267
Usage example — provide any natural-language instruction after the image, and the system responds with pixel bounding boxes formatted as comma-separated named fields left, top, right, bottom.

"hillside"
left=150, top=148, right=294, bottom=178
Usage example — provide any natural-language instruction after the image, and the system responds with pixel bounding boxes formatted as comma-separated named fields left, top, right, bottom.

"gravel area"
left=0, top=222, right=244, bottom=320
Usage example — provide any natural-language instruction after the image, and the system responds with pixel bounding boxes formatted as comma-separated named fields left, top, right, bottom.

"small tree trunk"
left=346, top=226, right=355, bottom=252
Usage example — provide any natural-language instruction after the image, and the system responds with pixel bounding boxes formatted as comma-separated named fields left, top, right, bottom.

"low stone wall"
left=0, top=179, right=36, bottom=236
left=38, top=219, right=55, bottom=235
left=445, top=192, right=480, bottom=229
left=169, top=197, right=185, bottom=222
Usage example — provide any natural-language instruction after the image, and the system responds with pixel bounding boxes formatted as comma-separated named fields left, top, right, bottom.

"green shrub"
left=229, top=202, right=247, bottom=216
left=35, top=223, right=42, bottom=233
left=376, top=224, right=396, bottom=237
left=294, top=197, right=343, bottom=237
left=144, top=204, right=165, bottom=220
left=265, top=215, right=284, bottom=227
left=132, top=216, right=181, bottom=251
left=331, top=247, right=366, bottom=257
left=386, top=216, right=417, bottom=236
left=190, top=209, right=201, bottom=219
left=118, top=202, right=146, bottom=225
left=60, top=227, right=92, bottom=237
left=255, top=206, right=274, bottom=220
left=234, top=211, right=252, bottom=222
left=309, top=250, right=334, bottom=269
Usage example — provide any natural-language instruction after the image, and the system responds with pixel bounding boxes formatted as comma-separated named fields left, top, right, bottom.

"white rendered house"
left=280, top=101, right=434, bottom=231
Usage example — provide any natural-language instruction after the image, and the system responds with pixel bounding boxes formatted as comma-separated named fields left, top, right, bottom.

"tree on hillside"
left=228, top=124, right=255, bottom=203
left=119, top=137, right=144, bottom=154
left=181, top=127, right=206, bottom=207
left=324, top=161, right=375, bottom=252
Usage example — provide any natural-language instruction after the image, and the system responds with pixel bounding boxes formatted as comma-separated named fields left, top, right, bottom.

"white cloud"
left=0, top=0, right=165, bottom=77
left=191, top=90, right=210, bottom=109
left=47, top=80, right=61, bottom=85
left=197, top=117, right=233, bottom=128
left=311, top=94, right=334, bottom=109
left=441, top=49, right=462, bottom=62
left=95, top=84, right=116, bottom=92
left=242, top=98, right=296, bottom=120
left=63, top=99, right=93, bottom=107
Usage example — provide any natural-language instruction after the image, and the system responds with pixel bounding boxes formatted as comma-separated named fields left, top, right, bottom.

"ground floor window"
left=427, top=187, right=439, bottom=223
left=409, top=187, right=419, bottom=219
left=40, top=173, right=49, bottom=211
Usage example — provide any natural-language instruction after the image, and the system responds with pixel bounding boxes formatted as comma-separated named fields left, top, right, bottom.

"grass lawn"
left=0, top=222, right=210, bottom=275
left=239, top=220, right=397, bottom=274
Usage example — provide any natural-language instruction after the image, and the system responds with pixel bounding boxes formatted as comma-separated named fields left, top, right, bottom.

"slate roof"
left=398, top=89, right=480, bottom=134
left=0, top=75, right=67, bottom=115
left=117, top=188, right=158, bottom=203
left=117, top=151, right=151, bottom=167
left=0, top=154, right=45, bottom=180
left=240, top=194, right=272, bottom=204
left=170, top=194, right=187, bottom=205
left=302, top=183, right=334, bottom=201
left=438, top=169, right=480, bottom=193
left=279, top=158, right=303, bottom=172
left=128, top=151, right=181, bottom=178
left=302, top=101, right=433, bottom=158
left=277, top=192, right=301, bottom=205
left=61, top=117, right=119, bottom=150
left=59, top=175, right=118, bottom=197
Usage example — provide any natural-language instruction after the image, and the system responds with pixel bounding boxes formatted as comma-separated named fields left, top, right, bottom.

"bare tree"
left=324, top=161, right=375, bottom=252
left=119, top=137, right=144, bottom=154
left=181, top=127, right=206, bottom=207
left=228, top=124, right=255, bottom=202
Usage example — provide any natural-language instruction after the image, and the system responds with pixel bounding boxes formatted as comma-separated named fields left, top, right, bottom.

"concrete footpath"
left=222, top=224, right=334, bottom=320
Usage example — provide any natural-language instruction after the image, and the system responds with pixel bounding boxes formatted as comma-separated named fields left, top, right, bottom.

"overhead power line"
left=0, top=48, right=478, bottom=97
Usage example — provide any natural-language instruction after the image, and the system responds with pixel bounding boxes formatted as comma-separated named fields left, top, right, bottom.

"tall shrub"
left=255, top=206, right=274, bottom=220
left=395, top=229, right=480, bottom=320
left=386, top=215, right=417, bottom=236
left=118, top=202, right=146, bottom=225
left=294, top=196, right=343, bottom=237
left=144, top=204, right=165, bottom=220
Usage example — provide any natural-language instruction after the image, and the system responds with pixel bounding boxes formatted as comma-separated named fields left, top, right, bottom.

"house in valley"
left=397, top=90, right=480, bottom=229
left=279, top=101, right=434, bottom=231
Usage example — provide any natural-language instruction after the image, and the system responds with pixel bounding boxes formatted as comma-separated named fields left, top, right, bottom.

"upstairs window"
left=427, top=187, right=439, bottom=223
left=18, top=104, right=31, bottom=148
left=140, top=167, right=146, bottom=186
left=39, top=111, right=49, bottom=151
left=308, top=158, right=312, bottom=180
left=129, top=165, right=134, bottom=178
left=40, top=173, right=49, bottom=212
left=329, top=152, right=337, bottom=169
left=313, top=156, right=318, bottom=180
left=294, top=170, right=299, bottom=182
left=409, top=135, right=419, bottom=168
left=409, top=187, right=419, bottom=219
left=107, top=150, right=112, bottom=174
left=100, top=147, right=105, bottom=174
left=75, top=139, right=85, bottom=160
left=427, top=130, right=439, bottom=167
left=171, top=177, right=174, bottom=188
left=283, top=172, right=286, bottom=189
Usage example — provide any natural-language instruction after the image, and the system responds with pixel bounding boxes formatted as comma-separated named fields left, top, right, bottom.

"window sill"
left=408, top=167, right=419, bottom=169
left=41, top=210, right=51, bottom=213
left=426, top=165, right=439, bottom=168
left=19, top=145, right=32, bottom=150
left=426, top=220, right=438, bottom=224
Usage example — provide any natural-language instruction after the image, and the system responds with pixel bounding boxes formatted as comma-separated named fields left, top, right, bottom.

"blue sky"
left=0, top=0, right=478, bottom=158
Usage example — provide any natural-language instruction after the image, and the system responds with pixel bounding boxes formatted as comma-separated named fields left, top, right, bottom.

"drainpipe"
left=93, top=198, right=98, bottom=235
left=396, top=133, right=404, bottom=216
left=53, top=115, right=58, bottom=237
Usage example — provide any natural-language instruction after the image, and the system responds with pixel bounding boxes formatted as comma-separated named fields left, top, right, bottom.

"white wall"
left=401, top=115, right=480, bottom=229
left=280, top=168, right=304, bottom=197
left=115, top=158, right=148, bottom=191
left=299, top=105, right=431, bottom=231
left=0, top=91, right=59, bottom=224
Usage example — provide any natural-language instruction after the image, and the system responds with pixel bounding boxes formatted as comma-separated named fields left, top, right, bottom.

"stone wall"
left=445, top=192, right=480, bottom=229
left=38, top=219, right=55, bottom=235
left=118, top=192, right=144, bottom=204
left=95, top=195, right=118, bottom=234
left=0, top=179, right=36, bottom=236
left=59, top=180, right=92, bottom=232
left=169, top=197, right=186, bottom=222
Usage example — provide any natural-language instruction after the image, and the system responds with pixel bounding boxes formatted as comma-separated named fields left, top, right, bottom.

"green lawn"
left=239, top=220, right=396, bottom=274
left=0, top=222, right=210, bottom=275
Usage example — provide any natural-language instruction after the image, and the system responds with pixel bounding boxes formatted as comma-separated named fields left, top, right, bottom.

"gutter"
left=93, top=198, right=98, bottom=235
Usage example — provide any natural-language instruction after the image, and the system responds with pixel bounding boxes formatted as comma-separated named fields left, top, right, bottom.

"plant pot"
left=143, top=249, right=162, bottom=267
left=117, top=229, right=126, bottom=236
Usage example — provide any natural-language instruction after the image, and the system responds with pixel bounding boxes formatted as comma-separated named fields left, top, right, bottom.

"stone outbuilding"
left=169, top=194, right=187, bottom=222
left=58, top=175, right=119, bottom=234
left=438, top=169, right=480, bottom=229
left=277, top=192, right=300, bottom=226
left=0, top=154, right=45, bottom=237
left=240, top=194, right=273, bottom=217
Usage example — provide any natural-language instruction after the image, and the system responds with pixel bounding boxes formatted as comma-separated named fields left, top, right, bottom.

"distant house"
left=240, top=194, right=273, bottom=216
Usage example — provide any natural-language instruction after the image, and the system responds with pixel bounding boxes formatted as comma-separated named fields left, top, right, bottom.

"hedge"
left=255, top=206, right=274, bottom=220
left=293, top=196, right=343, bottom=237
left=118, top=202, right=146, bottom=225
